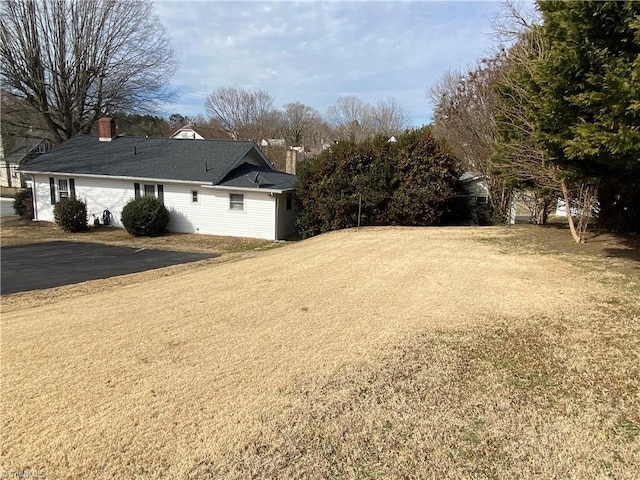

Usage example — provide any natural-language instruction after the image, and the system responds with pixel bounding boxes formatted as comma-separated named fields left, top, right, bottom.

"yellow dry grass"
left=1, top=226, right=639, bottom=479
left=0, top=218, right=276, bottom=253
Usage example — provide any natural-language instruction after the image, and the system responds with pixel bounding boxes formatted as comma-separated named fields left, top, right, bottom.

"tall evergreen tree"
left=534, top=1, right=640, bottom=233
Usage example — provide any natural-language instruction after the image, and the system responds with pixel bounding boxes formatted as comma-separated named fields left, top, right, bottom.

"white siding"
left=276, top=192, right=297, bottom=240
left=1, top=161, right=26, bottom=188
left=33, top=174, right=135, bottom=227
left=166, top=186, right=276, bottom=239
left=31, top=174, right=280, bottom=240
left=171, top=129, right=204, bottom=139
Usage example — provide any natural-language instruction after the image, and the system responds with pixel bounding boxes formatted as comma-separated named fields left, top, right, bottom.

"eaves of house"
left=19, top=134, right=297, bottom=193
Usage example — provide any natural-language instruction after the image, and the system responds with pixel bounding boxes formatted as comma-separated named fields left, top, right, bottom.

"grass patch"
left=2, top=226, right=638, bottom=478
left=214, top=311, right=639, bottom=479
left=614, top=418, right=640, bottom=442
left=0, top=217, right=281, bottom=254
left=474, top=224, right=640, bottom=283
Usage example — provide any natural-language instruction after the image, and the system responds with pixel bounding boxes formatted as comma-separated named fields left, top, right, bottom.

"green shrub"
left=295, top=127, right=463, bottom=238
left=53, top=198, right=88, bottom=232
left=13, top=188, right=33, bottom=219
left=120, top=196, right=170, bottom=236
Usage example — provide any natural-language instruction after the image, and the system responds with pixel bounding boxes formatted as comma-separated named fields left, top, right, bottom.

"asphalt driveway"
left=1, top=241, right=218, bottom=295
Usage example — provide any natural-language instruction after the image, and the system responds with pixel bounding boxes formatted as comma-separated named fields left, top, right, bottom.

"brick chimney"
left=285, top=148, right=302, bottom=175
left=98, top=117, right=117, bottom=141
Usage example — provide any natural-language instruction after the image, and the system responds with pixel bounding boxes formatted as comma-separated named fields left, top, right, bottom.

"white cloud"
left=154, top=0, right=507, bottom=125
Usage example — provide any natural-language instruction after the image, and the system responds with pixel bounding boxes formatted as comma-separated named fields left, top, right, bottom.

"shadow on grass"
left=602, top=236, right=640, bottom=265
left=515, top=223, right=640, bottom=268
left=583, top=228, right=640, bottom=265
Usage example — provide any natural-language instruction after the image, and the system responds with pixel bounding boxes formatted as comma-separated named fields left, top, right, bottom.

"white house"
left=1, top=137, right=51, bottom=188
left=170, top=124, right=227, bottom=140
left=20, top=118, right=298, bottom=241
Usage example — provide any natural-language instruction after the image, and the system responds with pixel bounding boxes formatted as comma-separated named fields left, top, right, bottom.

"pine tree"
left=534, top=1, right=640, bottom=233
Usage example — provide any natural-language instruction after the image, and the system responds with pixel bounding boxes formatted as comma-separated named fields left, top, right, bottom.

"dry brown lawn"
left=0, top=217, right=277, bottom=253
left=1, top=223, right=639, bottom=479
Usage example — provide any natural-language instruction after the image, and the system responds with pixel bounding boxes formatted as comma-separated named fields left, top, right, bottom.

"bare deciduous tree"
left=204, top=86, right=279, bottom=142
left=1, top=87, right=51, bottom=144
left=327, top=95, right=408, bottom=143
left=493, top=20, right=599, bottom=242
left=0, top=0, right=176, bottom=143
left=282, top=101, right=323, bottom=146
left=370, top=97, right=409, bottom=137
left=490, top=0, right=541, bottom=46
left=430, top=63, right=513, bottom=222
left=327, top=95, right=371, bottom=143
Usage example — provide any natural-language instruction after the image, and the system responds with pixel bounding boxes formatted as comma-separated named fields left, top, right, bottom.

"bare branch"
left=327, top=95, right=408, bottom=142
left=0, top=0, right=176, bottom=142
left=205, top=86, right=277, bottom=142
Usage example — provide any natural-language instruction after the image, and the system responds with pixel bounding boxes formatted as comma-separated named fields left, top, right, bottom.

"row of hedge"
left=295, top=126, right=469, bottom=238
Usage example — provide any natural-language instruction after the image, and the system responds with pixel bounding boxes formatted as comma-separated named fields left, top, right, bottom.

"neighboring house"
left=20, top=118, right=298, bottom=240
left=170, top=124, right=228, bottom=140
left=1, top=137, right=51, bottom=188
left=459, top=171, right=491, bottom=225
left=459, top=171, right=489, bottom=205
left=260, top=138, right=286, bottom=147
left=555, top=198, right=600, bottom=219
left=171, top=126, right=297, bottom=175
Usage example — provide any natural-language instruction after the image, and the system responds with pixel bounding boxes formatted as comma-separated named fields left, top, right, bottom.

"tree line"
left=203, top=87, right=409, bottom=148
left=1, top=0, right=409, bottom=154
left=430, top=0, right=640, bottom=240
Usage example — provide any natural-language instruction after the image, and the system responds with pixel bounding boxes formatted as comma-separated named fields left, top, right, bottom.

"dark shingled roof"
left=4, top=138, right=50, bottom=165
left=170, top=125, right=228, bottom=140
left=219, top=163, right=298, bottom=190
left=20, top=135, right=297, bottom=190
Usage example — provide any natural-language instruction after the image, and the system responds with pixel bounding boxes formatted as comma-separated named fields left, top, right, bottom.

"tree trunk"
left=561, top=178, right=583, bottom=243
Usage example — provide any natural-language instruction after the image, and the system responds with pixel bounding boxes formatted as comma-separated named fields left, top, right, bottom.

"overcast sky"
left=154, top=0, right=508, bottom=126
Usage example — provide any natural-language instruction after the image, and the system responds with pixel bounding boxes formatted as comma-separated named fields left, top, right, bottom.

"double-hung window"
left=134, top=182, right=164, bottom=203
left=58, top=179, right=69, bottom=199
left=229, top=193, right=244, bottom=211
left=49, top=177, right=76, bottom=204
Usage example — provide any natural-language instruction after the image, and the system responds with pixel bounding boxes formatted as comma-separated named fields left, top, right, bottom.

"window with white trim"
left=58, top=179, right=69, bottom=199
left=192, top=190, right=199, bottom=203
left=229, top=193, right=244, bottom=211
left=49, top=177, right=76, bottom=204
left=134, top=182, right=164, bottom=203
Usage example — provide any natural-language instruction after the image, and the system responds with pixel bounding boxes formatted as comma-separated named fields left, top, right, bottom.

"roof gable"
left=4, top=138, right=50, bottom=165
left=170, top=125, right=228, bottom=140
left=20, top=135, right=284, bottom=186
left=218, top=163, right=297, bottom=190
